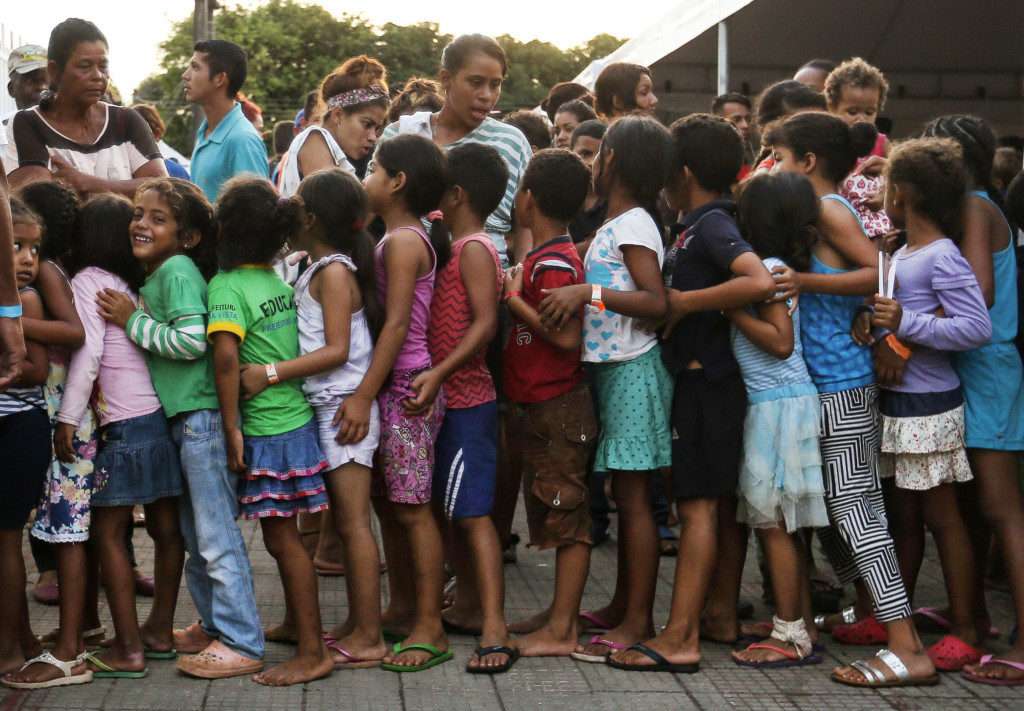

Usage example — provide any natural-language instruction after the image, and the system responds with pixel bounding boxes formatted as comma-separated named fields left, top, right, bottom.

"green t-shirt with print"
left=206, top=265, right=312, bottom=436
left=126, top=254, right=218, bottom=418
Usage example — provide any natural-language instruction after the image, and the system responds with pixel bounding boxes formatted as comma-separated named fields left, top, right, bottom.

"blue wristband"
left=0, top=304, right=22, bottom=318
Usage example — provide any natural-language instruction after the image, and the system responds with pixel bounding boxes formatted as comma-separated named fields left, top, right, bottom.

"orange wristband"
left=885, top=333, right=912, bottom=361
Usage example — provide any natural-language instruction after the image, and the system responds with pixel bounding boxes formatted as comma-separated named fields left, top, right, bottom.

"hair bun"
left=270, top=193, right=304, bottom=236
left=849, top=121, right=879, bottom=159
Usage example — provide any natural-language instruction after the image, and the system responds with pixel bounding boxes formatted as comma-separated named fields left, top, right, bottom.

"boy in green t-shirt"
left=97, top=179, right=265, bottom=679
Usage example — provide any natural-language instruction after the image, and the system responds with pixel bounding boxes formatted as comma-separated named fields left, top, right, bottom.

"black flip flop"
left=466, top=645, right=520, bottom=674
left=606, top=644, right=699, bottom=674
left=442, top=619, right=482, bottom=636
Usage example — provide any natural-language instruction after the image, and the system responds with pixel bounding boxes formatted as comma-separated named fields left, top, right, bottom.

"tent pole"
left=717, top=21, right=728, bottom=95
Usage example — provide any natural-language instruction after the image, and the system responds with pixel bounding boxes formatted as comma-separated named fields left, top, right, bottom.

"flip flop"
left=606, top=644, right=699, bottom=673
left=381, top=643, right=454, bottom=673
left=1, top=651, right=93, bottom=689
left=961, top=654, right=1024, bottom=686
left=737, top=622, right=825, bottom=652
left=84, top=652, right=148, bottom=679
left=143, top=644, right=177, bottom=660
left=832, top=648, right=939, bottom=688
left=914, top=606, right=999, bottom=639
left=732, top=642, right=822, bottom=669
left=579, top=611, right=613, bottom=632
left=832, top=614, right=888, bottom=645
left=926, top=634, right=984, bottom=671
left=326, top=642, right=383, bottom=669
left=570, top=635, right=628, bottom=663
left=466, top=645, right=520, bottom=674
left=442, top=619, right=482, bottom=636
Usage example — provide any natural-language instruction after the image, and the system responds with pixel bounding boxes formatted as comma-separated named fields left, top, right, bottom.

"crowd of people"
left=1, top=13, right=1024, bottom=696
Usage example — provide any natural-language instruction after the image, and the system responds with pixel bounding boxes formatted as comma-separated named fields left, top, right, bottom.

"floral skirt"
left=880, top=395, right=971, bottom=491
left=32, top=356, right=97, bottom=543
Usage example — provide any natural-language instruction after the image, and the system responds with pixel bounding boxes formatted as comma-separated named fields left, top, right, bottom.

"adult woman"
left=279, top=55, right=389, bottom=196
left=4, top=19, right=166, bottom=194
left=377, top=33, right=532, bottom=268
left=593, top=63, right=659, bottom=119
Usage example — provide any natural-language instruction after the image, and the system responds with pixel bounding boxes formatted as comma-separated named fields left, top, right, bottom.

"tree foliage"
left=134, top=0, right=624, bottom=154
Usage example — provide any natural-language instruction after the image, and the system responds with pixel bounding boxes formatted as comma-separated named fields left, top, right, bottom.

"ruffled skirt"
left=880, top=404, right=971, bottom=491
left=239, top=418, right=329, bottom=519
left=736, top=391, right=828, bottom=532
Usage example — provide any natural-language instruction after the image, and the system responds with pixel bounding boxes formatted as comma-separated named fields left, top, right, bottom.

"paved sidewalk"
left=3, top=512, right=1020, bottom=710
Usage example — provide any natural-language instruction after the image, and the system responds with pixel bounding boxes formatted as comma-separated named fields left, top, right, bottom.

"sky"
left=1, top=0, right=679, bottom=96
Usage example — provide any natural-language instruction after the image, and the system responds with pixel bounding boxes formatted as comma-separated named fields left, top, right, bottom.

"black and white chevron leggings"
left=816, top=384, right=913, bottom=623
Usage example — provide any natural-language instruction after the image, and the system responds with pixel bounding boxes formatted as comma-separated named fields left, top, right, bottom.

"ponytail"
left=215, top=177, right=302, bottom=271
left=427, top=212, right=450, bottom=269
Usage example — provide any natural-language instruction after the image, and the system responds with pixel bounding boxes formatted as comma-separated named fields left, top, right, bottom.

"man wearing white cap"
left=4, top=45, right=48, bottom=125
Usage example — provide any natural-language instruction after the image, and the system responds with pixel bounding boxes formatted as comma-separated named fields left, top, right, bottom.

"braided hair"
left=922, top=115, right=1004, bottom=211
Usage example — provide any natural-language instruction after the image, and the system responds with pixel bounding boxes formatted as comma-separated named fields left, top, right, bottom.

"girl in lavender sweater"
left=853, top=138, right=991, bottom=678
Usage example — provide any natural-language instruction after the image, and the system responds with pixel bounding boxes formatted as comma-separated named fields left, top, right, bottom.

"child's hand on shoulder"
left=53, top=422, right=77, bottom=463
left=871, top=296, right=903, bottom=332
left=239, top=363, right=270, bottom=401
left=96, top=288, right=137, bottom=329
left=404, top=368, right=442, bottom=417
left=769, top=264, right=801, bottom=303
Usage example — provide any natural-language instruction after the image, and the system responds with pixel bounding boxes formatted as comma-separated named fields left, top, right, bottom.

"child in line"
left=238, top=168, right=387, bottom=669
left=606, top=115, right=776, bottom=672
left=766, top=112, right=936, bottom=687
left=404, top=143, right=513, bottom=672
left=920, top=116, right=1024, bottom=687
left=538, top=116, right=673, bottom=664
left=339, top=133, right=451, bottom=672
left=94, top=177, right=264, bottom=679
left=0, top=200, right=54, bottom=685
left=206, top=178, right=331, bottom=686
left=55, top=195, right=184, bottom=681
left=826, top=58, right=893, bottom=239
left=501, top=148, right=597, bottom=657
left=552, top=100, right=597, bottom=150
left=858, top=138, right=992, bottom=672
left=568, top=120, right=608, bottom=255
left=727, top=174, right=830, bottom=669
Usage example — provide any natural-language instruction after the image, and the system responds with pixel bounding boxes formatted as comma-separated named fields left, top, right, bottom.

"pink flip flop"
left=914, top=607, right=999, bottom=639
left=579, top=611, right=612, bottom=632
left=326, top=642, right=382, bottom=669
left=961, top=654, right=1024, bottom=686
left=926, top=634, right=984, bottom=671
left=570, top=635, right=627, bottom=663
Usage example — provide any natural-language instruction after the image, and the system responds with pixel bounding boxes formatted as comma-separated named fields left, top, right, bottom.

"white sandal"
left=1, top=651, right=93, bottom=689
left=41, top=625, right=107, bottom=649
left=833, top=648, right=939, bottom=688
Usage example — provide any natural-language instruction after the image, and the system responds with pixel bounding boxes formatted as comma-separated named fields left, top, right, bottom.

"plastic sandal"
left=832, top=648, right=939, bottom=688
left=832, top=614, right=888, bottom=645
left=466, top=645, right=520, bottom=674
left=914, top=606, right=999, bottom=639
left=606, top=644, right=699, bottom=673
left=962, top=654, right=1024, bottom=686
left=327, top=642, right=383, bottom=669
left=570, top=635, right=628, bottom=663
left=143, top=644, right=177, bottom=660
left=579, top=610, right=613, bottom=631
left=381, top=643, right=453, bottom=673
left=926, top=634, right=984, bottom=671
left=1, top=651, right=93, bottom=689
left=84, top=652, right=148, bottom=679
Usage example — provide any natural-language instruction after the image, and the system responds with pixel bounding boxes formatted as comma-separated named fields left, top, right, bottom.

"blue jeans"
left=172, top=409, right=264, bottom=659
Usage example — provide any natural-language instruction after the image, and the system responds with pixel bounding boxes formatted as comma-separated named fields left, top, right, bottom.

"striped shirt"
left=0, top=287, right=45, bottom=416
left=377, top=111, right=533, bottom=267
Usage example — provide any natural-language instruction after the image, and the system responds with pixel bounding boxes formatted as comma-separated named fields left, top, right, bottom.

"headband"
left=326, top=83, right=388, bottom=109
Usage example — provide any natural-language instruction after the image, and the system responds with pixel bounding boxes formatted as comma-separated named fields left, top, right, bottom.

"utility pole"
left=191, top=0, right=216, bottom=133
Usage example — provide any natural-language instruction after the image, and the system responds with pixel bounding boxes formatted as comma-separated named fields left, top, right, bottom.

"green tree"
left=373, top=22, right=452, bottom=88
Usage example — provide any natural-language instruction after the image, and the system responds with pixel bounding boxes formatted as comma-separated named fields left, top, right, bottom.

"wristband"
left=885, top=333, right=911, bottom=361
left=589, top=283, right=605, bottom=312
left=0, top=304, right=23, bottom=318
left=503, top=290, right=521, bottom=303
left=265, top=362, right=280, bottom=385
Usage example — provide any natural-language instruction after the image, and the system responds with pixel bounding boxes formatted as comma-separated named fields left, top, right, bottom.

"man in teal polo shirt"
left=184, top=39, right=268, bottom=201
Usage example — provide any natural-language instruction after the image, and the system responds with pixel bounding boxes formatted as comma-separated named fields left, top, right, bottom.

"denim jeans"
left=172, top=409, right=264, bottom=659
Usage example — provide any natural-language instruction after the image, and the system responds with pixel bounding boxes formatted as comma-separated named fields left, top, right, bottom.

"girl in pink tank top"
left=338, top=133, right=454, bottom=671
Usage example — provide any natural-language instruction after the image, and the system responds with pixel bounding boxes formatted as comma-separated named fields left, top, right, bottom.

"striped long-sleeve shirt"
left=125, top=310, right=206, bottom=360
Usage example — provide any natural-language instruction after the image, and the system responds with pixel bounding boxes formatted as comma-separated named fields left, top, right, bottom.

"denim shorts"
left=92, top=409, right=183, bottom=507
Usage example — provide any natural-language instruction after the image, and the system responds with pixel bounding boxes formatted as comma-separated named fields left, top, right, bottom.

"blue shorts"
left=953, top=343, right=1024, bottom=451
left=432, top=401, right=497, bottom=520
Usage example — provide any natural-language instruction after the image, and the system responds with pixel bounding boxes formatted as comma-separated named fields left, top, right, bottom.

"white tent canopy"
left=573, top=0, right=1024, bottom=136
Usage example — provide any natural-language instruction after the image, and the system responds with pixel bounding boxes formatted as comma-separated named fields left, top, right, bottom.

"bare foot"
left=253, top=651, right=333, bottom=686
left=85, top=647, right=146, bottom=674
left=580, top=605, right=623, bottom=631
left=732, top=640, right=802, bottom=664
left=963, top=648, right=1024, bottom=683
left=382, top=631, right=449, bottom=669
left=0, top=652, right=27, bottom=676
left=517, top=624, right=578, bottom=657
left=379, top=608, right=416, bottom=638
left=832, top=648, right=935, bottom=685
left=467, top=631, right=516, bottom=671
left=509, top=609, right=550, bottom=635
left=263, top=621, right=298, bottom=645
left=572, top=624, right=650, bottom=658
left=3, top=653, right=88, bottom=685
left=328, top=632, right=386, bottom=668
left=441, top=606, right=484, bottom=633
left=608, top=635, right=701, bottom=668
left=699, top=615, right=738, bottom=644
left=139, top=623, right=174, bottom=655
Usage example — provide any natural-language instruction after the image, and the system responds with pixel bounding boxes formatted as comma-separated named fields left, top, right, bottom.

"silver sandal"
left=834, top=648, right=939, bottom=688
left=814, top=605, right=856, bottom=630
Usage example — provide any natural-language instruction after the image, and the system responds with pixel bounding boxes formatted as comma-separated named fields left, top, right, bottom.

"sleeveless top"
left=972, top=190, right=1018, bottom=346
left=730, top=258, right=817, bottom=404
left=375, top=226, right=436, bottom=372
left=427, top=234, right=501, bottom=409
left=279, top=125, right=354, bottom=198
left=0, top=286, right=46, bottom=417
left=799, top=194, right=875, bottom=393
left=295, top=254, right=374, bottom=405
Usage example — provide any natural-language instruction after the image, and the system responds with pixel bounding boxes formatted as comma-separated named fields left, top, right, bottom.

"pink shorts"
left=373, top=368, right=446, bottom=504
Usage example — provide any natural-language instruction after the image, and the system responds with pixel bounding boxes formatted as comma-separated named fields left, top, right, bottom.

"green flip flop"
left=85, top=652, right=149, bottom=679
left=143, top=644, right=177, bottom=660
left=381, top=642, right=454, bottom=673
